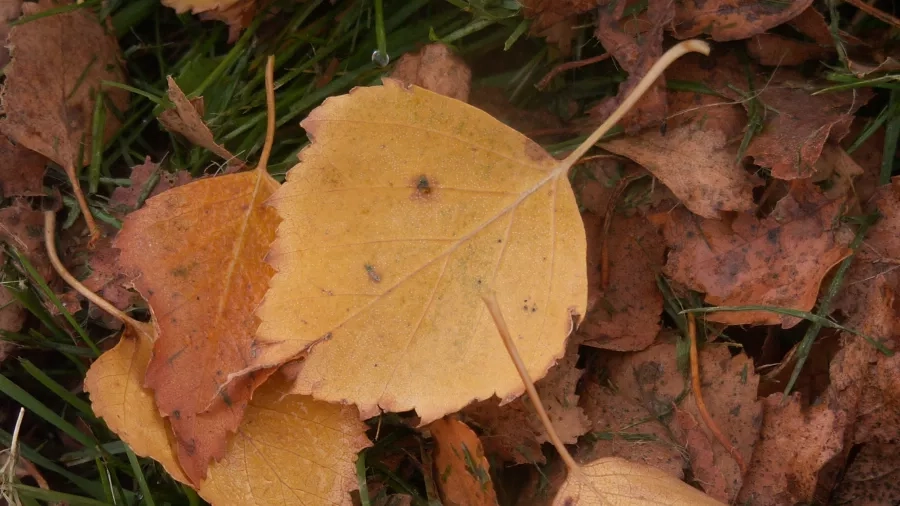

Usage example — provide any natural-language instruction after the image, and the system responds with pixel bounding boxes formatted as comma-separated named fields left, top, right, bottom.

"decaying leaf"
left=429, top=418, right=499, bottom=506
left=519, top=0, right=597, bottom=32
left=554, top=457, right=724, bottom=505
left=115, top=169, right=280, bottom=483
left=159, top=78, right=238, bottom=164
left=600, top=59, right=759, bottom=218
left=589, top=0, right=673, bottom=132
left=736, top=394, right=844, bottom=506
left=109, top=157, right=193, bottom=216
left=161, top=0, right=266, bottom=42
left=0, top=136, right=46, bottom=198
left=590, top=341, right=760, bottom=501
left=810, top=144, right=865, bottom=200
left=578, top=365, right=685, bottom=479
left=0, top=1, right=129, bottom=238
left=391, top=44, right=472, bottom=103
left=198, top=373, right=371, bottom=506
left=671, top=0, right=813, bottom=41
left=463, top=339, right=589, bottom=465
left=657, top=182, right=851, bottom=326
left=832, top=443, right=900, bottom=505
left=85, top=320, right=370, bottom=505
left=746, top=33, right=831, bottom=66
left=740, top=77, right=871, bottom=180
left=577, top=211, right=664, bottom=351
left=254, top=79, right=587, bottom=423
left=0, top=0, right=22, bottom=68
left=0, top=199, right=52, bottom=280
left=84, top=322, right=192, bottom=485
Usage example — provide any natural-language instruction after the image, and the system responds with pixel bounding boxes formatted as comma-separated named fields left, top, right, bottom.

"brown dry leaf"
left=519, top=0, right=598, bottom=32
left=109, top=157, right=193, bottom=216
left=429, top=418, right=499, bottom=506
left=84, top=322, right=192, bottom=485
left=0, top=1, right=129, bottom=238
left=740, top=77, right=872, bottom=180
left=810, top=143, right=865, bottom=200
left=832, top=443, right=900, bottom=505
left=159, top=78, right=237, bottom=164
left=463, top=339, right=589, bottom=465
left=671, top=0, right=813, bottom=41
left=0, top=199, right=52, bottom=280
left=85, top=321, right=371, bottom=505
left=658, top=181, right=851, bottom=326
left=600, top=87, right=759, bottom=219
left=577, top=211, right=664, bottom=351
left=746, top=33, right=831, bottom=66
left=578, top=365, right=685, bottom=479
left=79, top=238, right=138, bottom=314
left=115, top=169, right=280, bottom=484
left=161, top=0, right=266, bottom=42
left=589, top=0, right=672, bottom=132
left=594, top=341, right=760, bottom=502
left=0, top=136, right=46, bottom=198
left=391, top=44, right=472, bottom=103
left=0, top=0, right=22, bottom=68
left=788, top=6, right=833, bottom=46
left=736, top=394, right=845, bottom=506
left=254, top=79, right=587, bottom=423
left=553, top=457, right=724, bottom=505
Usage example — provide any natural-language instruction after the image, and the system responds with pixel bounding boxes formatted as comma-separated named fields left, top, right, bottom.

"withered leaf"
left=671, top=0, right=814, bottom=41
left=577, top=211, right=664, bottom=351
left=746, top=33, right=831, bottom=66
left=657, top=182, right=851, bottom=326
left=832, top=443, right=900, bottom=505
left=159, top=78, right=237, bottom=163
left=109, top=157, right=193, bottom=216
left=0, top=136, right=46, bottom=198
left=115, top=169, right=279, bottom=484
left=737, top=394, right=844, bottom=506
left=161, top=0, right=267, bottom=42
left=429, top=418, right=499, bottom=506
left=391, top=43, right=472, bottom=103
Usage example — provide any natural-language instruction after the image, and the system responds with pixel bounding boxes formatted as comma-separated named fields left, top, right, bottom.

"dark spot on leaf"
left=220, top=390, right=232, bottom=407
left=172, top=410, right=181, bottom=420
left=365, top=263, right=381, bottom=283
left=410, top=174, right=438, bottom=200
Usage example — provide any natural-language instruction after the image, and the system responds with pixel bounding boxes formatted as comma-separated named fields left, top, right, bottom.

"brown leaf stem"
left=688, top=313, right=747, bottom=475
left=257, top=55, right=276, bottom=174
left=65, top=164, right=101, bottom=244
left=536, top=53, right=611, bottom=90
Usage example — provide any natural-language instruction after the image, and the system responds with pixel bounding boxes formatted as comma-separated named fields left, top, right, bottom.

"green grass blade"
left=18, top=358, right=96, bottom=420
left=125, top=447, right=156, bottom=506
left=14, top=485, right=113, bottom=506
left=0, top=375, right=97, bottom=449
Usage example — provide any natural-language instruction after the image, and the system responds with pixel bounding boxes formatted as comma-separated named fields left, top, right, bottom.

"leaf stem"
left=560, top=40, right=710, bottom=171
left=257, top=55, right=276, bottom=174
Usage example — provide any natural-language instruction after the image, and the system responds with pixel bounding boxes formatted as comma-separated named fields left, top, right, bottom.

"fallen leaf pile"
left=1, top=0, right=899, bottom=504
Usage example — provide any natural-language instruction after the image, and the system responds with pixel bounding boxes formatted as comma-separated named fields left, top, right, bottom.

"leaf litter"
left=4, top=2, right=900, bottom=505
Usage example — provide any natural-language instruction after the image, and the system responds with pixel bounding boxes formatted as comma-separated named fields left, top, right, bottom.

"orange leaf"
left=115, top=168, right=280, bottom=483
left=656, top=182, right=851, bottom=326
left=254, top=80, right=587, bottom=422
left=85, top=321, right=371, bottom=505
left=430, top=418, right=499, bottom=506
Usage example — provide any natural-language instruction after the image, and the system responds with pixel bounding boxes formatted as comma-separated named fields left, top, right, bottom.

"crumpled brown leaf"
left=463, top=340, right=589, bottom=465
left=0, top=200, right=52, bottom=281
left=159, top=78, right=238, bottom=164
left=162, top=0, right=270, bottom=42
left=0, top=0, right=22, bottom=68
left=519, top=0, right=600, bottom=32
left=746, top=33, right=831, bottom=66
left=832, top=443, right=900, bottom=505
left=391, top=44, right=472, bottom=103
left=737, top=394, right=845, bottom=506
left=671, top=0, right=814, bottom=41
left=0, top=135, right=46, bottom=198
left=0, top=1, right=129, bottom=239
left=589, top=0, right=673, bottom=132
left=577, top=211, right=664, bottom=351
left=109, top=157, right=193, bottom=216
left=656, top=181, right=851, bottom=326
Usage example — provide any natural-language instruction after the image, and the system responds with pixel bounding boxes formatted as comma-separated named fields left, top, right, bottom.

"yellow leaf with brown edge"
left=85, top=319, right=371, bottom=505
left=430, top=417, right=499, bottom=506
left=84, top=321, right=191, bottom=486
left=254, top=79, right=587, bottom=423
left=115, top=168, right=280, bottom=484
left=554, top=457, right=724, bottom=505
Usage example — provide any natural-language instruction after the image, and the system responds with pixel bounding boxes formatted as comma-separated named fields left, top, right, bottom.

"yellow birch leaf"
left=254, top=79, right=587, bottom=422
left=554, top=457, right=724, bottom=505
left=85, top=320, right=371, bottom=505
left=84, top=321, right=191, bottom=485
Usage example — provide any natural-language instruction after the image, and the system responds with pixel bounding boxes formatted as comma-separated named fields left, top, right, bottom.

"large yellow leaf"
left=85, top=319, right=370, bottom=505
left=255, top=79, right=587, bottom=422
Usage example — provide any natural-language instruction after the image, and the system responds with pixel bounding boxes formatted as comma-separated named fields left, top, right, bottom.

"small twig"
left=688, top=314, right=747, bottom=475
left=843, top=0, right=900, bottom=28
left=600, top=174, right=642, bottom=288
left=536, top=53, right=611, bottom=90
